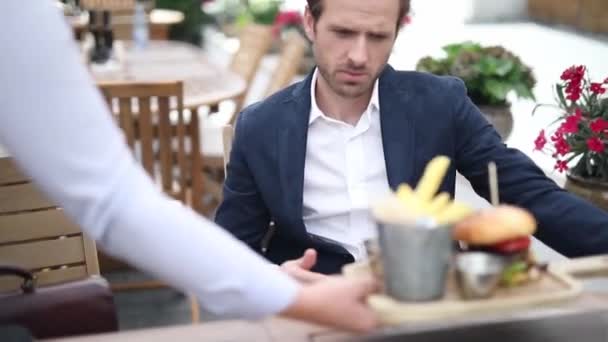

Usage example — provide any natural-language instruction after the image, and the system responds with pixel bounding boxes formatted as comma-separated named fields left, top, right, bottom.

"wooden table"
left=45, top=293, right=608, bottom=341
left=90, top=40, right=246, bottom=110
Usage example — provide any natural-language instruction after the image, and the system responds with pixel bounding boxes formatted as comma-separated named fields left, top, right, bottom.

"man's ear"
left=303, top=6, right=315, bottom=42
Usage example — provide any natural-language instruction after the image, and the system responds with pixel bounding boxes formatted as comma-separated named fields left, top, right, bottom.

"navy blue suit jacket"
left=215, top=65, right=608, bottom=274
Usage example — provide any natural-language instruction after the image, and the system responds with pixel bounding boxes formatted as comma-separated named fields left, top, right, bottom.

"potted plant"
left=416, top=41, right=537, bottom=140
left=533, top=65, right=608, bottom=210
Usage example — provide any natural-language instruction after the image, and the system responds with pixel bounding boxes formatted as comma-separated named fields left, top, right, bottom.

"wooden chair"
left=227, top=23, right=275, bottom=122
left=0, top=157, right=100, bottom=292
left=197, top=23, right=273, bottom=214
left=98, top=81, right=204, bottom=214
left=98, top=80, right=202, bottom=321
left=264, top=32, right=310, bottom=98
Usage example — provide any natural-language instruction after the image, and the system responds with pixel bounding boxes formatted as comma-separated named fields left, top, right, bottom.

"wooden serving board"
left=343, top=255, right=608, bottom=326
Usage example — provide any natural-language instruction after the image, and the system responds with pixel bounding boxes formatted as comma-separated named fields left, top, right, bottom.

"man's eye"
left=334, top=30, right=353, bottom=37
left=369, top=34, right=388, bottom=41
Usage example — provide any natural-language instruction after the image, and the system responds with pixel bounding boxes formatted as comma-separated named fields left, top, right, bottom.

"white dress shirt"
left=303, top=70, right=392, bottom=260
left=0, top=2, right=298, bottom=319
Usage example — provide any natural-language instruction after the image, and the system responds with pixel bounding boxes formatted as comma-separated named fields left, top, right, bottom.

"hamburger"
left=452, top=205, right=543, bottom=287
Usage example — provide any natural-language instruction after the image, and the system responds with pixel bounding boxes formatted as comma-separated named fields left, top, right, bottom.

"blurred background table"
left=90, top=40, right=246, bottom=110
left=67, top=7, right=185, bottom=41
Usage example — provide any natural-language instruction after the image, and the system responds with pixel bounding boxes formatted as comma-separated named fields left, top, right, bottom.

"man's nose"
left=347, top=36, right=368, bottom=67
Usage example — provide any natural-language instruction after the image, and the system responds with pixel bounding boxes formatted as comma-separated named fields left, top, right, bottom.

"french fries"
left=415, top=155, right=451, bottom=202
left=373, top=156, right=474, bottom=227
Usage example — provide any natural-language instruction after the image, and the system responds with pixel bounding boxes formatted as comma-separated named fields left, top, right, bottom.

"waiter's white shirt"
left=303, top=69, right=392, bottom=260
left=0, top=2, right=298, bottom=318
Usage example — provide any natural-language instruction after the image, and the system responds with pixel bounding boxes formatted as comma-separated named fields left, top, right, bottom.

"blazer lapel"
left=277, top=73, right=313, bottom=231
left=379, top=66, right=417, bottom=190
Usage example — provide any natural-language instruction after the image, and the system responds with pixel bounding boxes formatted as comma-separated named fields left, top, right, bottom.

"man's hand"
left=280, top=249, right=327, bottom=283
left=280, top=276, right=379, bottom=333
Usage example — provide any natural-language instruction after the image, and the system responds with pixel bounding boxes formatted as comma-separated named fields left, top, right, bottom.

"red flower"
left=561, top=65, right=586, bottom=102
left=272, top=11, right=303, bottom=37
left=557, top=109, right=582, bottom=134
left=590, top=82, right=606, bottom=95
left=275, top=11, right=302, bottom=25
left=554, top=160, right=569, bottom=173
left=604, top=77, right=608, bottom=84
left=534, top=130, right=547, bottom=151
left=587, top=137, right=605, bottom=153
left=554, top=137, right=571, bottom=156
left=561, top=65, right=586, bottom=82
left=565, top=80, right=583, bottom=101
left=590, top=118, right=608, bottom=133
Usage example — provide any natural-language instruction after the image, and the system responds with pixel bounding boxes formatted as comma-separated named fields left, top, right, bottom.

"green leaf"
left=556, top=84, right=568, bottom=109
left=501, top=261, right=528, bottom=287
left=442, top=41, right=481, bottom=60
left=485, top=79, right=511, bottom=102
left=514, top=82, right=535, bottom=100
left=494, top=59, right=515, bottom=77
left=478, top=57, right=498, bottom=76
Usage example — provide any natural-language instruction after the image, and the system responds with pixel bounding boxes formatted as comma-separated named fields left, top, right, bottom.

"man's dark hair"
left=306, top=0, right=410, bottom=31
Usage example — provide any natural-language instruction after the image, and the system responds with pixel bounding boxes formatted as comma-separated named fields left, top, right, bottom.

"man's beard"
left=317, top=64, right=376, bottom=99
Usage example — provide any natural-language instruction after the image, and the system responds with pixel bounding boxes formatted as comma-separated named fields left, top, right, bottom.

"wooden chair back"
left=228, top=23, right=274, bottom=116
left=264, top=32, right=309, bottom=97
left=98, top=81, right=203, bottom=212
left=0, top=157, right=99, bottom=292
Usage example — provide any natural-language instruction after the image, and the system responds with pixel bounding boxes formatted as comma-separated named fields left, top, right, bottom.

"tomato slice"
left=490, top=236, right=531, bottom=254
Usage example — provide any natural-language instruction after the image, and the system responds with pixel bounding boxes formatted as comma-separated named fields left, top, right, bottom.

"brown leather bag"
left=0, top=265, right=119, bottom=339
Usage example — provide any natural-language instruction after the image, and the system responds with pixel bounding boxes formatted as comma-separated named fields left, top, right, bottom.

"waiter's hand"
left=281, top=249, right=327, bottom=283
left=281, top=275, right=379, bottom=333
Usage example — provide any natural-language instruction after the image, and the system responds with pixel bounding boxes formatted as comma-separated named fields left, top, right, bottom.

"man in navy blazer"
left=215, top=0, right=608, bottom=276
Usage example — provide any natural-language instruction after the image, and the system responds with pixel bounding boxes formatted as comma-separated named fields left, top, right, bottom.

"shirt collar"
left=309, top=68, right=380, bottom=125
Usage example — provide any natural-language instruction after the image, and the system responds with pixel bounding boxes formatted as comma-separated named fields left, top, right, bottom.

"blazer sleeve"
left=448, top=77, right=608, bottom=257
left=214, top=108, right=271, bottom=252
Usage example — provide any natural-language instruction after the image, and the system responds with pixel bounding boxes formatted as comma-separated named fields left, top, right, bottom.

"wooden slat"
left=190, top=108, right=203, bottom=213
left=265, top=32, right=309, bottom=97
left=0, top=265, right=88, bottom=293
left=138, top=96, right=155, bottom=175
left=158, top=96, right=173, bottom=193
left=0, top=236, right=85, bottom=270
left=82, top=236, right=100, bottom=275
left=174, top=96, right=187, bottom=203
left=0, top=183, right=55, bottom=214
left=0, top=158, right=28, bottom=185
left=118, top=97, right=136, bottom=149
left=98, top=82, right=183, bottom=98
left=0, top=209, right=80, bottom=244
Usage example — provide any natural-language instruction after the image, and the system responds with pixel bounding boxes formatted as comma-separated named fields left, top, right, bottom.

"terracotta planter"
left=564, top=173, right=608, bottom=212
left=477, top=104, right=513, bottom=141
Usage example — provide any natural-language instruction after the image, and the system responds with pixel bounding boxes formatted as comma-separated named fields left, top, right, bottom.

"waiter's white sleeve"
left=0, top=2, right=298, bottom=318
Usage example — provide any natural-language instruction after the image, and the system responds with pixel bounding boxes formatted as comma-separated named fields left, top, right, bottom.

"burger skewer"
left=488, top=161, right=500, bottom=206
left=451, top=162, right=546, bottom=288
